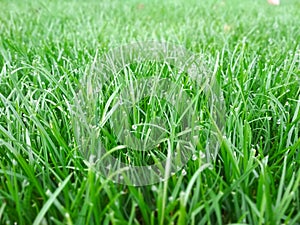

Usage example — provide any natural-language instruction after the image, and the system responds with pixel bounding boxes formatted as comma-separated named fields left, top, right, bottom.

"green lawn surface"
left=0, top=0, right=299, bottom=224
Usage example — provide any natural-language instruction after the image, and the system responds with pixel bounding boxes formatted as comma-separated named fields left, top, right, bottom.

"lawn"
left=0, top=0, right=299, bottom=224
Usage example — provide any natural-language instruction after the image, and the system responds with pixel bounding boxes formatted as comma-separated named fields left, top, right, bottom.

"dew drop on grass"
left=132, top=124, right=137, bottom=130
left=192, top=154, right=197, bottom=161
left=159, top=177, right=165, bottom=182
left=200, top=152, right=206, bottom=159
left=181, top=169, right=187, bottom=176
left=12, top=159, right=17, bottom=166
left=151, top=185, right=158, bottom=192
left=180, top=191, right=186, bottom=198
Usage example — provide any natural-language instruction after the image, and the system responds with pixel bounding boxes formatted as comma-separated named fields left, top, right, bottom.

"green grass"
left=0, top=0, right=300, bottom=224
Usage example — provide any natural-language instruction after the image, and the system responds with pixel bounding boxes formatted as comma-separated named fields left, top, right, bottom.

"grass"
left=0, top=0, right=300, bottom=224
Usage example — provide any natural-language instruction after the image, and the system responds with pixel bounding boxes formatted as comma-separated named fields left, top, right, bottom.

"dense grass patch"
left=0, top=0, right=299, bottom=224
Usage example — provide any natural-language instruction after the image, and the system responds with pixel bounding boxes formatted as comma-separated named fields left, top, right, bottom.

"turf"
left=0, top=0, right=299, bottom=224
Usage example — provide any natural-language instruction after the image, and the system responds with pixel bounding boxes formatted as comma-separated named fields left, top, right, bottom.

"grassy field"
left=0, top=0, right=300, bottom=224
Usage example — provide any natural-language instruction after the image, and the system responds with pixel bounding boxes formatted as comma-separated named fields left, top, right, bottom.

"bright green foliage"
left=0, top=0, right=299, bottom=224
